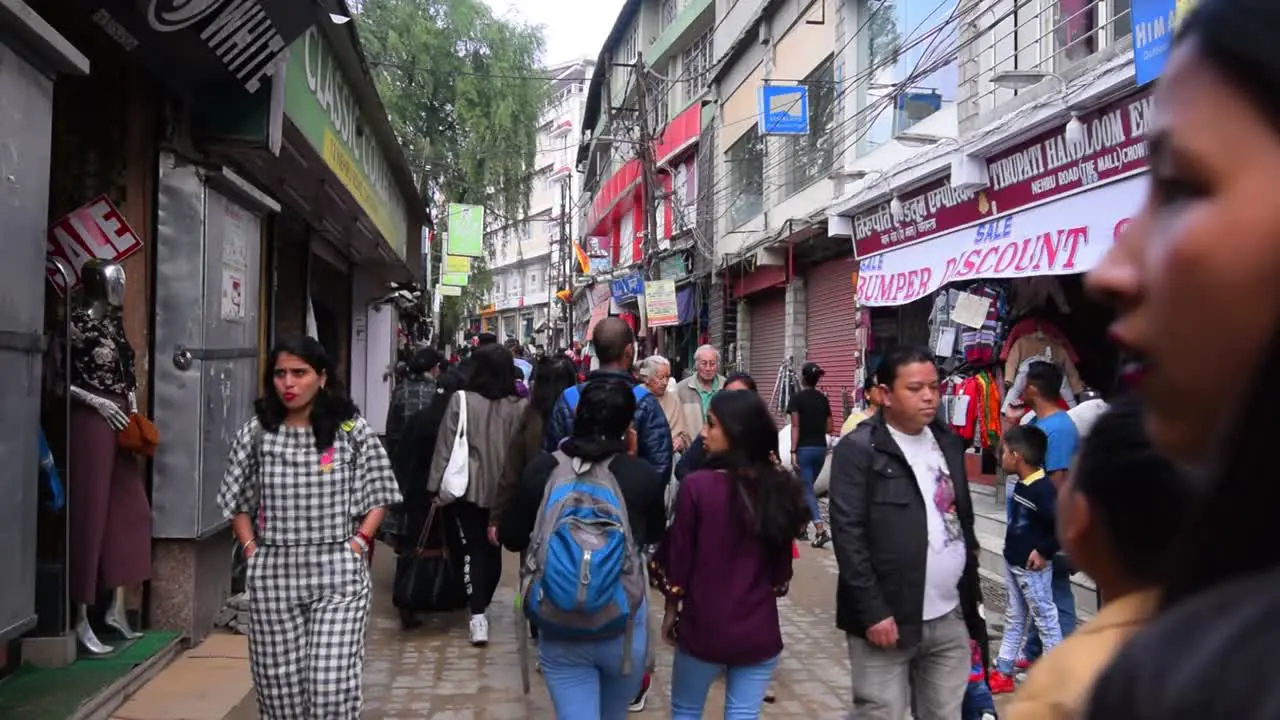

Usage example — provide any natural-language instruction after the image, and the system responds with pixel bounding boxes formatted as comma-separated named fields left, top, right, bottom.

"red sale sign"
left=45, top=195, right=144, bottom=294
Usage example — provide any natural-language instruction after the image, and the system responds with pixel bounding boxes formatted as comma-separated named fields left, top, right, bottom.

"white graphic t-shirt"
left=886, top=424, right=967, bottom=620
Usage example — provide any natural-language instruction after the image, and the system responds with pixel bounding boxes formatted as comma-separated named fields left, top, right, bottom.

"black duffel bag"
left=393, top=502, right=467, bottom=613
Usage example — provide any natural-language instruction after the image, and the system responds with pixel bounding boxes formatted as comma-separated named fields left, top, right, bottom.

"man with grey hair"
left=676, top=344, right=725, bottom=439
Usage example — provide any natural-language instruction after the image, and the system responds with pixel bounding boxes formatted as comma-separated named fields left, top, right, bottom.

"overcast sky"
left=484, top=0, right=626, bottom=66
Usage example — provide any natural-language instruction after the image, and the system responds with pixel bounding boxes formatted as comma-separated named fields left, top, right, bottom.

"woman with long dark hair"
left=217, top=336, right=400, bottom=719
left=490, top=356, right=578, bottom=538
left=1079, top=1, right=1280, bottom=714
left=427, top=342, right=527, bottom=646
left=650, top=390, right=809, bottom=717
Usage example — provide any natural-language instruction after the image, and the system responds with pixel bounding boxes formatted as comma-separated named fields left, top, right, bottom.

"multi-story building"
left=575, top=0, right=715, bottom=369
left=475, top=58, right=593, bottom=349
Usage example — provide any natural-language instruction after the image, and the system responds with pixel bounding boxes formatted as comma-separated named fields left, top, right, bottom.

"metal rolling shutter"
left=747, top=290, right=788, bottom=420
left=805, top=256, right=860, bottom=420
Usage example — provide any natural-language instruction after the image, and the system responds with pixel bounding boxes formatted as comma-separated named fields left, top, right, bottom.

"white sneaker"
left=469, top=614, right=489, bottom=646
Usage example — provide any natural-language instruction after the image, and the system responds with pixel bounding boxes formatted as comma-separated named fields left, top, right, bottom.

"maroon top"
left=650, top=469, right=793, bottom=665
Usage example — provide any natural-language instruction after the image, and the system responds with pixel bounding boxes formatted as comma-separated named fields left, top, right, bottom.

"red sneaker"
left=989, top=670, right=1016, bottom=695
left=1015, top=658, right=1032, bottom=671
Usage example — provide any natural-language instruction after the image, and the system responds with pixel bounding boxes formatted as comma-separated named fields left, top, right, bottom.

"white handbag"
left=438, top=391, right=470, bottom=503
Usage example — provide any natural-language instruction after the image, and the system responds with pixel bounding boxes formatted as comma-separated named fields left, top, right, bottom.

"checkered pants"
left=247, top=543, right=371, bottom=719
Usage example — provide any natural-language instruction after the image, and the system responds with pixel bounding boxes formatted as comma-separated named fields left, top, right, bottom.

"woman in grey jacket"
left=427, top=343, right=528, bottom=646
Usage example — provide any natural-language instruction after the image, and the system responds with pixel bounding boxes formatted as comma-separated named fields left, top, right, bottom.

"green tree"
left=359, top=0, right=548, bottom=340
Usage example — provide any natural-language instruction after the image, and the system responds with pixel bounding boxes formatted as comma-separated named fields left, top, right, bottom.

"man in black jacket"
left=543, top=317, right=673, bottom=481
left=828, top=346, right=986, bottom=720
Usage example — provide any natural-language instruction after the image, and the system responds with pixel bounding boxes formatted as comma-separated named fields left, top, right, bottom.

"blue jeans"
left=1024, top=562, right=1077, bottom=661
left=538, top=601, right=649, bottom=720
left=996, top=565, right=1062, bottom=674
left=795, top=446, right=827, bottom=525
left=670, top=649, right=778, bottom=719
left=962, top=678, right=997, bottom=719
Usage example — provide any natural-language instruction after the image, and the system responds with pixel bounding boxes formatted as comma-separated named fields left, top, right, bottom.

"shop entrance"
left=150, top=154, right=272, bottom=540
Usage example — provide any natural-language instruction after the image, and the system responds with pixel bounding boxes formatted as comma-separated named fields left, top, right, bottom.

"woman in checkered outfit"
left=218, top=336, right=402, bottom=719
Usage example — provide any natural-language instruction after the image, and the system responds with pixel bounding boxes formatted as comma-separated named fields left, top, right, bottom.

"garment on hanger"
left=960, top=283, right=1006, bottom=365
left=929, top=290, right=963, bottom=360
left=1002, top=318, right=1079, bottom=364
left=1009, top=277, right=1071, bottom=318
left=1003, top=322, right=1084, bottom=395
left=1001, top=351, right=1079, bottom=416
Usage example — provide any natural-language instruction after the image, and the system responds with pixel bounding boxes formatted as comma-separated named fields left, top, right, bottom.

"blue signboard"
left=610, top=273, right=645, bottom=303
left=1132, top=0, right=1181, bottom=85
left=757, top=84, right=809, bottom=135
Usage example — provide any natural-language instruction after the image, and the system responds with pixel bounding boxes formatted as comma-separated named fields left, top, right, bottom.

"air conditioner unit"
left=949, top=151, right=990, bottom=193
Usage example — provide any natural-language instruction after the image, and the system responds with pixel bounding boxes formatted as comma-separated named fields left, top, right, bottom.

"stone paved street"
left=220, top=536, right=1013, bottom=719
left=352, top=542, right=851, bottom=719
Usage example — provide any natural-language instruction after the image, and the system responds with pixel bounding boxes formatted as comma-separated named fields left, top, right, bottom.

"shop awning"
left=855, top=175, right=1142, bottom=307
left=85, top=0, right=323, bottom=96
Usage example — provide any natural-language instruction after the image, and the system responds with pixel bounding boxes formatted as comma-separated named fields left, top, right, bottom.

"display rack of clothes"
left=941, top=365, right=1004, bottom=450
left=1000, top=317, right=1084, bottom=416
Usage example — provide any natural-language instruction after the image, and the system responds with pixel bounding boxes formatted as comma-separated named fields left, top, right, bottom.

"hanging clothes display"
left=1002, top=318, right=1084, bottom=395
left=958, top=282, right=1007, bottom=366
left=942, top=369, right=1003, bottom=450
left=1002, top=349, right=1080, bottom=415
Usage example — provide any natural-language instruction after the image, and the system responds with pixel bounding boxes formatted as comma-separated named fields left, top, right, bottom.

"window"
left=660, top=0, right=678, bottom=29
left=726, top=129, right=764, bottom=228
left=862, top=0, right=959, bottom=150
left=646, top=72, right=669, bottom=130
left=786, top=58, right=836, bottom=196
left=681, top=31, right=712, bottom=106
left=617, top=24, right=639, bottom=64
left=672, top=159, right=696, bottom=233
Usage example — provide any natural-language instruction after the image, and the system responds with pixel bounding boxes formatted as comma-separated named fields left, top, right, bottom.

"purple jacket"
left=650, top=469, right=793, bottom=665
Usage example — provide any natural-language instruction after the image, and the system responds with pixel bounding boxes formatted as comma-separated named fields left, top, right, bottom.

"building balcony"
left=958, top=0, right=1134, bottom=132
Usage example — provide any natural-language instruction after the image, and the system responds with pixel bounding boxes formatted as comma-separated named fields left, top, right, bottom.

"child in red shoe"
left=991, top=426, right=1063, bottom=694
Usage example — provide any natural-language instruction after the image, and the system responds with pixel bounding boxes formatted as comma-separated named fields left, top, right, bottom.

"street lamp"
left=991, top=70, right=1085, bottom=146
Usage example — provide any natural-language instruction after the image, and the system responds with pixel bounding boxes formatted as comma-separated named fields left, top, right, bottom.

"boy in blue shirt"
left=990, top=425, right=1063, bottom=694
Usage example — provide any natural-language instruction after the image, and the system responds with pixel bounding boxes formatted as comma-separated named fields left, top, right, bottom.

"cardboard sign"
left=45, top=195, right=143, bottom=294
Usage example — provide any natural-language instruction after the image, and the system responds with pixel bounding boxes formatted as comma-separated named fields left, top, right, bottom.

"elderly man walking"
left=676, top=344, right=725, bottom=439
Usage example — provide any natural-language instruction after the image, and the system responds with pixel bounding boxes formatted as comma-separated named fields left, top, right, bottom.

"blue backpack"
left=521, top=451, right=645, bottom=672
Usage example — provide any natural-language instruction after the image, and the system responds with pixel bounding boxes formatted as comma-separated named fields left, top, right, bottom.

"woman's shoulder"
left=682, top=468, right=728, bottom=489
left=1091, top=570, right=1280, bottom=715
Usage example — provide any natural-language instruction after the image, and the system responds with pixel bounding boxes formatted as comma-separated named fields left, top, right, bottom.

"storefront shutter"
left=747, top=290, right=788, bottom=420
left=805, top=255, right=859, bottom=420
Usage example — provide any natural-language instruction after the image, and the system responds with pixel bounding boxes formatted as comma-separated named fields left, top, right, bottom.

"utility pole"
left=635, top=53, right=659, bottom=269
left=558, top=178, right=571, bottom=348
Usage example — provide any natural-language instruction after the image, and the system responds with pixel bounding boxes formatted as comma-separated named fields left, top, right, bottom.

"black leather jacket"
left=828, top=412, right=987, bottom=649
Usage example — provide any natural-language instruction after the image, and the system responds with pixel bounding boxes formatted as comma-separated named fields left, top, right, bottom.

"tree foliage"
left=358, top=0, right=548, bottom=339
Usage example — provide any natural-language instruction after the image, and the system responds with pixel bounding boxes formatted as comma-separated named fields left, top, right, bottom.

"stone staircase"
left=970, top=482, right=1098, bottom=629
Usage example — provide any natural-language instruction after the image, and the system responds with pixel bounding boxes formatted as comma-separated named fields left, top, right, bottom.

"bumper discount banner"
left=856, top=175, right=1144, bottom=307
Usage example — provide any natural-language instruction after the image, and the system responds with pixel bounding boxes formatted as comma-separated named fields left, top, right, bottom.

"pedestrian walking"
left=217, top=336, right=401, bottom=719
left=828, top=346, right=987, bottom=720
left=499, top=376, right=666, bottom=719
left=427, top=342, right=527, bottom=646
left=787, top=361, right=834, bottom=548
left=650, top=390, right=809, bottom=718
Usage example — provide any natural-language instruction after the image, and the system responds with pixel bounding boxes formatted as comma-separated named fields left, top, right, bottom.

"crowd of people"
left=213, top=4, right=1280, bottom=715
